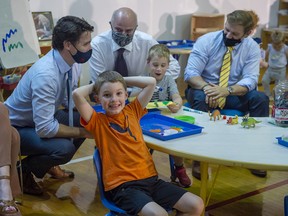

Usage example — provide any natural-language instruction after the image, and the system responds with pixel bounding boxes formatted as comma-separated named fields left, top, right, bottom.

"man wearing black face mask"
left=184, top=10, right=269, bottom=179
left=4, top=16, right=94, bottom=196
left=89, top=7, right=180, bottom=82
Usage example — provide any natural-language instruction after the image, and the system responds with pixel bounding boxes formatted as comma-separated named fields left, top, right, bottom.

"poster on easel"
left=0, top=0, right=40, bottom=69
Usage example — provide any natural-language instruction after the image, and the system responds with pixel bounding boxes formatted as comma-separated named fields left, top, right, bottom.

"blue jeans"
left=15, top=109, right=85, bottom=178
left=185, top=88, right=269, bottom=117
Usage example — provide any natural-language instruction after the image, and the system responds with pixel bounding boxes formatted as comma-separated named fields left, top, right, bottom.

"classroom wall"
left=28, top=0, right=279, bottom=85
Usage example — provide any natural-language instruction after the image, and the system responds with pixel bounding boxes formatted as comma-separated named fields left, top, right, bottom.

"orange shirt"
left=81, top=99, right=157, bottom=191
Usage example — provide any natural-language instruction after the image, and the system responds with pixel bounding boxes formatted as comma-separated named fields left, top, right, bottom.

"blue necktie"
left=67, top=69, right=73, bottom=127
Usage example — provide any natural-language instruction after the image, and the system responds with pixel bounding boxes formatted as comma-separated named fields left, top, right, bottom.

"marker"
left=183, top=107, right=203, bottom=114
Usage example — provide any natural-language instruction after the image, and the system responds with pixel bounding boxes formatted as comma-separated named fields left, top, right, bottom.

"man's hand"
left=203, top=83, right=229, bottom=98
left=203, top=83, right=229, bottom=108
left=205, top=95, right=219, bottom=108
left=79, top=128, right=94, bottom=139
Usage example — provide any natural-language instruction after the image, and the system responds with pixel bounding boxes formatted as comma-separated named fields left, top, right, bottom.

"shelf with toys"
left=0, top=65, right=30, bottom=101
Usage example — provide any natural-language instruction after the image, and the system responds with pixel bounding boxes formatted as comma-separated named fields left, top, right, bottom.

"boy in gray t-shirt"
left=146, top=44, right=192, bottom=188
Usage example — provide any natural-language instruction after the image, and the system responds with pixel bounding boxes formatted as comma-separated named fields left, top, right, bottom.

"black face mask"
left=70, top=44, right=92, bottom=64
left=223, top=31, right=242, bottom=47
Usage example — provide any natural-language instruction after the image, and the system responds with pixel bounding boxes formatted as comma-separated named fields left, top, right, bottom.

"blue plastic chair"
left=93, top=148, right=128, bottom=216
left=93, top=148, right=174, bottom=216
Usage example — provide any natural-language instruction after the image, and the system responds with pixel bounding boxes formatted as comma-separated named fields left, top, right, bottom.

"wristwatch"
left=227, top=86, right=233, bottom=95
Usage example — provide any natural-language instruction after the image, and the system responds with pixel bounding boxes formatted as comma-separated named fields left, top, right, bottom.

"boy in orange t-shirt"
left=73, top=71, right=203, bottom=216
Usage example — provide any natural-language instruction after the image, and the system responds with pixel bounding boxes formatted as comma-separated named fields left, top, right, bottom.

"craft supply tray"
left=276, top=137, right=288, bottom=148
left=140, top=113, right=203, bottom=141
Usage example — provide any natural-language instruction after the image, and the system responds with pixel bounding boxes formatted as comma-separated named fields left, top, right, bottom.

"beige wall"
left=28, top=0, right=279, bottom=85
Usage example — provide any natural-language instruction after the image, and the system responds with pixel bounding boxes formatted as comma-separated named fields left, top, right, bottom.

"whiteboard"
left=0, top=0, right=40, bottom=69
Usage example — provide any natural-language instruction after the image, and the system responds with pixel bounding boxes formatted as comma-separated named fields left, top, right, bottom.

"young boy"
left=261, top=30, right=288, bottom=99
left=146, top=44, right=192, bottom=187
left=73, top=71, right=203, bottom=216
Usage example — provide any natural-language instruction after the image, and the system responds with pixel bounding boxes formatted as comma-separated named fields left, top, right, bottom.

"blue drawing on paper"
left=2, top=28, right=23, bottom=52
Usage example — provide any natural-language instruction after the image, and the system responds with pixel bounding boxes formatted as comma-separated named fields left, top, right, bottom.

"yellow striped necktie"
left=218, top=47, right=233, bottom=109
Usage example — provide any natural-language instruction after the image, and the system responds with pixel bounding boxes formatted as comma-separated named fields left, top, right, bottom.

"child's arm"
left=124, top=76, right=156, bottom=109
left=260, top=59, right=268, bottom=68
left=260, top=49, right=269, bottom=68
left=72, top=83, right=95, bottom=123
left=167, top=93, right=183, bottom=113
left=265, top=49, right=270, bottom=62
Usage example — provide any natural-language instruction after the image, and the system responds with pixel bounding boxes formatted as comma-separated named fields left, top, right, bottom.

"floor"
left=12, top=66, right=288, bottom=215
left=17, top=137, right=288, bottom=216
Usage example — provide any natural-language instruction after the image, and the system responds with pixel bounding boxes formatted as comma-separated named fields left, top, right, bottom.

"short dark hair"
left=52, top=16, right=94, bottom=50
left=94, top=71, right=127, bottom=94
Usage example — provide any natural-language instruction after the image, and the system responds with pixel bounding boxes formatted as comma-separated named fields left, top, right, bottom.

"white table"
left=144, top=109, right=288, bottom=215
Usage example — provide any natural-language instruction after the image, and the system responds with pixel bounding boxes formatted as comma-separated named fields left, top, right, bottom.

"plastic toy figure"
left=241, top=116, right=261, bottom=128
left=208, top=109, right=221, bottom=121
left=227, top=115, right=238, bottom=125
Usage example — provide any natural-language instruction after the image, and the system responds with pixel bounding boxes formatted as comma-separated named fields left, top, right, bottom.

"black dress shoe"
left=192, top=161, right=201, bottom=180
left=22, top=172, right=43, bottom=195
left=250, top=169, right=267, bottom=178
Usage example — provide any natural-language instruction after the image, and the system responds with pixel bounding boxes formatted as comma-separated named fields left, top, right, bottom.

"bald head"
left=110, top=7, right=138, bottom=30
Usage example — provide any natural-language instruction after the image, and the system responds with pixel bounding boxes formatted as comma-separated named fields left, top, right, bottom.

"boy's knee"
left=140, top=202, right=168, bottom=216
left=185, top=195, right=204, bottom=216
left=175, top=192, right=204, bottom=216
left=194, top=196, right=205, bottom=216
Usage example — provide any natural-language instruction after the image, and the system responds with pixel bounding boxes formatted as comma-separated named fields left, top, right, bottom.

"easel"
left=0, top=0, right=41, bottom=102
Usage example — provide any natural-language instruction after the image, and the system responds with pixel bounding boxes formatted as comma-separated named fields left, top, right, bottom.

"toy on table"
left=276, top=136, right=288, bottom=148
left=174, top=115, right=195, bottom=124
left=147, top=101, right=174, bottom=109
left=208, top=109, right=221, bottom=121
left=282, top=133, right=288, bottom=142
left=227, top=115, right=238, bottom=125
left=241, top=116, right=261, bottom=128
left=149, top=126, right=183, bottom=136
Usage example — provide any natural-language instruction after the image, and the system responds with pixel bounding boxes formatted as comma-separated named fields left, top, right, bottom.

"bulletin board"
left=0, top=0, right=40, bottom=69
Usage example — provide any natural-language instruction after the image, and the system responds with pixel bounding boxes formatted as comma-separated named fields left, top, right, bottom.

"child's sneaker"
left=174, top=166, right=192, bottom=188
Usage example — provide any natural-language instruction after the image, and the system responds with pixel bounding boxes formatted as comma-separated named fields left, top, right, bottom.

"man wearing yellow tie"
left=184, top=10, right=269, bottom=179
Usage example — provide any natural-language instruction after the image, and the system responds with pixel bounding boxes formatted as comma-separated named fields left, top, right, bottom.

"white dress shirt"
left=89, top=30, right=180, bottom=81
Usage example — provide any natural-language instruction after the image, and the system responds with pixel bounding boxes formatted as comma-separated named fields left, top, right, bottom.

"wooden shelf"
left=0, top=67, right=28, bottom=91
left=39, top=40, right=52, bottom=55
left=190, top=13, right=225, bottom=40
left=278, top=0, right=288, bottom=28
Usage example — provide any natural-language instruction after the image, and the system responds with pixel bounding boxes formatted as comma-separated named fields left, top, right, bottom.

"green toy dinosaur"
left=241, top=116, right=261, bottom=128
